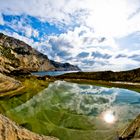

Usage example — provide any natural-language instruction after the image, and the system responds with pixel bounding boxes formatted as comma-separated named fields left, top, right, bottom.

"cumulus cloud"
left=0, top=0, right=87, bottom=28
left=32, top=24, right=139, bottom=71
left=0, top=0, right=140, bottom=37
left=0, top=0, right=140, bottom=71
left=4, top=18, right=39, bottom=38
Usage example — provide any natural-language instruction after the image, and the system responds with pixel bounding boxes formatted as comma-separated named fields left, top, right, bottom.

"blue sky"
left=0, top=0, right=140, bottom=71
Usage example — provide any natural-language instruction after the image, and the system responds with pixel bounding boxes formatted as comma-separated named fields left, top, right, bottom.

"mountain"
left=0, top=33, right=80, bottom=74
left=50, top=60, right=80, bottom=71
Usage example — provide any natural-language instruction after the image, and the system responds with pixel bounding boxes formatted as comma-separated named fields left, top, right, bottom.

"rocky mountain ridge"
left=0, top=33, right=80, bottom=74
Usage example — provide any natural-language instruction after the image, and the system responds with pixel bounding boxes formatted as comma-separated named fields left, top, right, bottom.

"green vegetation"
left=5, top=88, right=116, bottom=140
left=0, top=77, right=49, bottom=113
left=7, top=107, right=104, bottom=140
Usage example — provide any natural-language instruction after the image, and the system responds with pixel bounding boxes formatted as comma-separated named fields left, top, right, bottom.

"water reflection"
left=7, top=80, right=140, bottom=125
left=102, top=111, right=116, bottom=124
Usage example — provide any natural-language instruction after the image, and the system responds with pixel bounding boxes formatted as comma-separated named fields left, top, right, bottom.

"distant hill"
left=56, top=68, right=140, bottom=82
left=0, top=33, right=80, bottom=74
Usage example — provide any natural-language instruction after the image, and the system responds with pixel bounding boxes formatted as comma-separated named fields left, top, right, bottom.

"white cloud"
left=0, top=0, right=140, bottom=37
left=25, top=27, right=39, bottom=38
left=0, top=0, right=140, bottom=71
left=0, top=13, right=4, bottom=25
left=42, top=25, right=140, bottom=71
left=4, top=18, right=39, bottom=38
left=33, top=29, right=39, bottom=38
left=1, top=30, right=34, bottom=46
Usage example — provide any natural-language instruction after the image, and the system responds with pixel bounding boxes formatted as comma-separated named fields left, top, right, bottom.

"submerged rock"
left=119, top=114, right=140, bottom=139
left=0, top=114, right=59, bottom=140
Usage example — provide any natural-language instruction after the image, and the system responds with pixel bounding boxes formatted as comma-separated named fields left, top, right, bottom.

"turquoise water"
left=5, top=81, right=140, bottom=140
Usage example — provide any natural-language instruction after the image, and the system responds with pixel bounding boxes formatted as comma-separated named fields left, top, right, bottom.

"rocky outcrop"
left=0, top=33, right=80, bottom=74
left=119, top=114, right=140, bottom=140
left=0, top=114, right=59, bottom=140
left=0, top=73, right=22, bottom=94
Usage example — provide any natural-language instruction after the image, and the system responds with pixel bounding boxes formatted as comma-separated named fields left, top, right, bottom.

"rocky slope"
left=0, top=114, right=58, bottom=140
left=0, top=33, right=80, bottom=74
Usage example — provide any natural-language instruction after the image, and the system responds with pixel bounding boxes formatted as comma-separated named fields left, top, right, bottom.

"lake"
left=31, top=71, right=78, bottom=76
left=2, top=81, right=140, bottom=140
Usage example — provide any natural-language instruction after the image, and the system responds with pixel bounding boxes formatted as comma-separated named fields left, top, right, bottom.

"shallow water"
left=5, top=81, right=140, bottom=140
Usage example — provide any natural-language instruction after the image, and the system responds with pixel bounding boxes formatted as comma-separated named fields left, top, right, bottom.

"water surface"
left=31, top=71, right=78, bottom=76
left=4, top=81, right=140, bottom=140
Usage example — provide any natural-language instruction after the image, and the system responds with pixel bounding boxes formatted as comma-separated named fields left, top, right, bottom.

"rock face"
left=119, top=114, right=140, bottom=140
left=0, top=73, right=22, bottom=94
left=0, top=114, right=59, bottom=140
left=0, top=33, right=80, bottom=74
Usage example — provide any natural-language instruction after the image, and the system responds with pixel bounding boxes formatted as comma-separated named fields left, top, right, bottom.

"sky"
left=0, top=0, right=140, bottom=71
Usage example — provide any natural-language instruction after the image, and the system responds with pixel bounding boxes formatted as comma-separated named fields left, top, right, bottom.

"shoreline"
left=1, top=74, right=140, bottom=97
left=55, top=78, right=140, bottom=92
